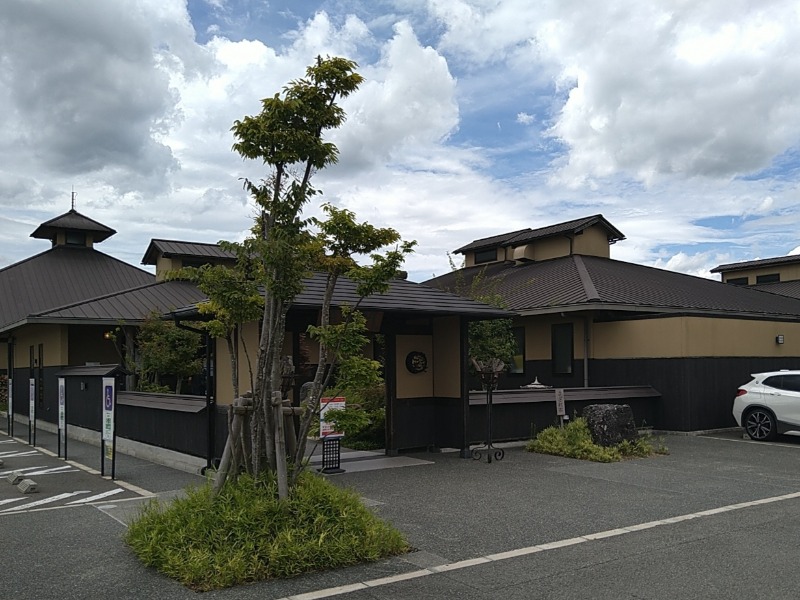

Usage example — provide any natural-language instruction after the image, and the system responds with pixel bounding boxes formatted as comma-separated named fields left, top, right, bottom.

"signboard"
left=319, top=397, right=346, bottom=438
left=58, top=377, right=66, bottom=431
left=7, top=378, right=12, bottom=417
left=29, top=378, right=35, bottom=421
left=555, top=388, right=566, bottom=417
left=102, top=377, right=115, bottom=442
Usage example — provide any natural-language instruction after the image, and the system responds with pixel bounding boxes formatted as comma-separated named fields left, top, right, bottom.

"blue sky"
left=2, top=0, right=800, bottom=282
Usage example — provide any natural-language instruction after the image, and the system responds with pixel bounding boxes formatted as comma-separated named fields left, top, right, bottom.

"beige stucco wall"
left=215, top=321, right=263, bottom=405
left=0, top=343, right=7, bottom=372
left=532, top=236, right=571, bottom=261
left=523, top=315, right=587, bottom=360
left=155, top=256, right=182, bottom=281
left=10, top=325, right=69, bottom=368
left=722, top=264, right=800, bottom=285
left=432, top=317, right=460, bottom=398
left=572, top=226, right=611, bottom=258
left=593, top=316, right=800, bottom=358
left=396, top=334, right=434, bottom=398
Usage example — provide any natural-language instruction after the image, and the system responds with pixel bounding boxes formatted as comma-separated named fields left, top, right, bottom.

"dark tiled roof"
left=169, top=272, right=510, bottom=320
left=711, top=254, right=800, bottom=273
left=454, top=215, right=625, bottom=253
left=426, top=254, right=800, bottom=319
left=0, top=246, right=154, bottom=331
left=56, top=364, right=128, bottom=377
left=142, top=239, right=237, bottom=265
left=294, top=273, right=510, bottom=317
left=454, top=228, right=532, bottom=253
left=30, top=209, right=116, bottom=243
left=750, top=280, right=800, bottom=300
left=33, top=280, right=207, bottom=324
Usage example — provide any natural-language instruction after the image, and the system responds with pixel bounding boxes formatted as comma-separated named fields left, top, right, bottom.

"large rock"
left=583, top=404, right=638, bottom=447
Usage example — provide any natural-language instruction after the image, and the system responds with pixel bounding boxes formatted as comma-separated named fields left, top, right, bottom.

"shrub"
left=125, top=471, right=408, bottom=590
left=526, top=417, right=667, bottom=462
left=320, top=382, right=387, bottom=450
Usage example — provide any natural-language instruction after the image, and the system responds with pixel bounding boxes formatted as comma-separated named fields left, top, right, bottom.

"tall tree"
left=213, top=56, right=413, bottom=495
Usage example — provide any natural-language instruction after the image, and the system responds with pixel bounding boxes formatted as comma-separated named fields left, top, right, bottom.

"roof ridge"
left=150, top=238, right=225, bottom=247
left=573, top=255, right=600, bottom=301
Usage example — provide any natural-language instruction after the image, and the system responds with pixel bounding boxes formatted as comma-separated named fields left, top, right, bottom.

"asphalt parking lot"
left=3, top=428, right=800, bottom=600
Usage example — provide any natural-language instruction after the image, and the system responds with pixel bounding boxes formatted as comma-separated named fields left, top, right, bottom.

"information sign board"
left=319, top=397, right=346, bottom=438
left=29, top=378, right=35, bottom=421
left=555, top=388, right=566, bottom=417
left=58, top=377, right=66, bottom=431
left=102, top=377, right=115, bottom=442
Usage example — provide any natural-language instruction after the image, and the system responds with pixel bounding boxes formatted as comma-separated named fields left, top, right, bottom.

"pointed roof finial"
left=71, top=187, right=76, bottom=211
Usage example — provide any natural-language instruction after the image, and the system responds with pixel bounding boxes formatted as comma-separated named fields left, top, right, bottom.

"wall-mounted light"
left=103, top=331, right=114, bottom=340
left=776, top=335, right=785, bottom=345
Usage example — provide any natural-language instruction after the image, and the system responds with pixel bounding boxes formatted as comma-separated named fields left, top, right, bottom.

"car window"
left=763, top=375, right=784, bottom=390
left=781, top=375, right=800, bottom=392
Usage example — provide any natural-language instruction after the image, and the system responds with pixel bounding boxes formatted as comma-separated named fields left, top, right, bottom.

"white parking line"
left=0, top=465, right=49, bottom=476
left=0, top=492, right=89, bottom=513
left=21, top=466, right=79, bottom=476
left=0, top=450, right=40, bottom=458
left=67, top=488, right=124, bottom=504
left=276, top=490, right=800, bottom=600
left=0, top=498, right=26, bottom=507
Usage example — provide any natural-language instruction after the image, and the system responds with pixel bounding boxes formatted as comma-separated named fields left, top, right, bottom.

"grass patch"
left=526, top=417, right=668, bottom=463
left=125, top=471, right=409, bottom=591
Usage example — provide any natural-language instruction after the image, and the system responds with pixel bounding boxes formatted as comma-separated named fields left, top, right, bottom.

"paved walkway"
left=3, top=425, right=800, bottom=599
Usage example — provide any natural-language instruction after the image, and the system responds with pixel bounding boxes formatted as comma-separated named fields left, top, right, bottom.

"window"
left=764, top=375, right=800, bottom=392
left=551, top=323, right=573, bottom=375
left=781, top=375, right=800, bottom=392
left=510, top=327, right=525, bottom=374
left=726, top=277, right=748, bottom=286
left=756, top=273, right=780, bottom=284
left=474, top=248, right=497, bottom=264
left=65, top=230, right=86, bottom=246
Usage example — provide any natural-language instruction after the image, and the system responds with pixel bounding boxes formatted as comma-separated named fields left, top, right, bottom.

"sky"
left=2, top=0, right=800, bottom=283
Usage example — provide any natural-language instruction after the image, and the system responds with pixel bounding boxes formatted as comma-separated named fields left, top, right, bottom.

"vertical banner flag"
left=7, top=378, right=12, bottom=417
left=102, top=377, right=115, bottom=442
left=58, top=377, right=66, bottom=431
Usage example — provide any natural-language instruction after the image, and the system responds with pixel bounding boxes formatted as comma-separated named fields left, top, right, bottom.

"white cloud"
left=3, top=0, right=800, bottom=287
left=516, top=112, right=535, bottom=125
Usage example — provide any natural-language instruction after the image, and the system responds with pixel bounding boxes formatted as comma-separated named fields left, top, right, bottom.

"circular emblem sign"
left=405, top=351, right=428, bottom=374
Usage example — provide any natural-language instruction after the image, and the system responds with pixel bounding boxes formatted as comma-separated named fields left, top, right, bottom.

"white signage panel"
left=29, top=378, right=35, bottom=421
left=555, top=388, right=566, bottom=417
left=102, top=377, right=115, bottom=442
left=7, top=378, right=12, bottom=416
left=58, top=377, right=66, bottom=431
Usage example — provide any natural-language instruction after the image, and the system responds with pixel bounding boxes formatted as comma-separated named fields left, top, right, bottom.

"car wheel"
left=744, top=408, right=777, bottom=441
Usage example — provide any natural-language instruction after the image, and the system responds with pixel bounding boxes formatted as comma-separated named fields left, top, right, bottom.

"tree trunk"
left=273, top=391, right=289, bottom=499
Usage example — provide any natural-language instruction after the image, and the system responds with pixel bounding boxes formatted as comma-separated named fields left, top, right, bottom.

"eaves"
left=516, top=302, right=800, bottom=322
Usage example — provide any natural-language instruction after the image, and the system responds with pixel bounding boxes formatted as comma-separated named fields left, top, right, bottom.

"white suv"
left=733, top=370, right=800, bottom=441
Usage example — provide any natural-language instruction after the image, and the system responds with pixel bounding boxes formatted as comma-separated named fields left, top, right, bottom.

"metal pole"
left=205, top=332, right=213, bottom=473
left=487, top=384, right=493, bottom=463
